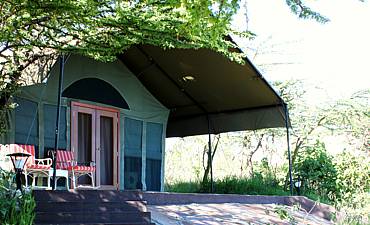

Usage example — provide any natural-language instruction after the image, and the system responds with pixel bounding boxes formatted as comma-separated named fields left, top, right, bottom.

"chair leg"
left=54, top=177, right=60, bottom=190
left=24, top=171, right=28, bottom=188
left=65, top=175, right=69, bottom=190
left=47, top=175, right=51, bottom=189
left=72, top=171, right=76, bottom=189
left=32, top=174, right=36, bottom=187
left=91, top=172, right=95, bottom=187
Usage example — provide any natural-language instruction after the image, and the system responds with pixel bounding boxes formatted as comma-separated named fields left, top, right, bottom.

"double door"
left=71, top=102, right=119, bottom=189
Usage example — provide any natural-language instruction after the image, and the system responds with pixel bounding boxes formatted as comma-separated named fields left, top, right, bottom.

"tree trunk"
left=245, top=134, right=264, bottom=177
left=201, top=135, right=220, bottom=189
left=283, top=116, right=327, bottom=189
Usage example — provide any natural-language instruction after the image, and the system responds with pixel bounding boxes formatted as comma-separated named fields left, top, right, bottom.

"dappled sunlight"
left=150, top=203, right=333, bottom=225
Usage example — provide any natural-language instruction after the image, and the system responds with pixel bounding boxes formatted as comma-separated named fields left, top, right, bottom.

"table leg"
left=66, top=176, right=69, bottom=189
left=47, top=175, right=51, bottom=189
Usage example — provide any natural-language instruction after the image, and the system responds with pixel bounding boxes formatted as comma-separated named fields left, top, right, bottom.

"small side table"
left=49, top=169, right=69, bottom=190
left=33, top=169, right=69, bottom=190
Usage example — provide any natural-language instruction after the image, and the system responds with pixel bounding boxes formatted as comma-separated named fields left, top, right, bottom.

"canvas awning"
left=120, top=45, right=288, bottom=137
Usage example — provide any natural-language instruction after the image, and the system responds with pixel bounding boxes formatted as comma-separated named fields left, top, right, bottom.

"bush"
left=0, top=169, right=35, bottom=225
left=294, top=141, right=337, bottom=201
left=334, top=152, right=369, bottom=207
left=333, top=152, right=369, bottom=225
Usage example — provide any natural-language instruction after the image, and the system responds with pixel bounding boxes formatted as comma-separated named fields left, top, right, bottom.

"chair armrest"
left=69, top=160, right=77, bottom=166
left=76, top=161, right=95, bottom=167
left=35, top=158, right=53, bottom=166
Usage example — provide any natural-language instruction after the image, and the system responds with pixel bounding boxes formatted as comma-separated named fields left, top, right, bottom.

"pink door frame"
left=71, top=102, right=120, bottom=189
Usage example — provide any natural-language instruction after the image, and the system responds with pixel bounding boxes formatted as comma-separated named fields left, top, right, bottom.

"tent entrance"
left=71, top=102, right=119, bottom=190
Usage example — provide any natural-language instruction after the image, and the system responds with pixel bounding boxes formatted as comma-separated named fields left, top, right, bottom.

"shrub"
left=0, top=169, right=35, bottom=225
left=334, top=152, right=369, bottom=207
left=293, top=141, right=337, bottom=201
left=333, top=152, right=369, bottom=225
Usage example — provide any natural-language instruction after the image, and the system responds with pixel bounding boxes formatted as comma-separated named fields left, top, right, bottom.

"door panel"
left=71, top=106, right=96, bottom=186
left=100, top=116, right=113, bottom=185
left=77, top=112, right=92, bottom=163
left=96, top=110, right=118, bottom=189
left=71, top=102, right=119, bottom=189
left=77, top=112, right=93, bottom=184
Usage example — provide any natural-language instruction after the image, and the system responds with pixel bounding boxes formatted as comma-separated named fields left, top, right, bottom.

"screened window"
left=14, top=98, right=38, bottom=148
left=43, top=104, right=67, bottom=150
left=146, top=159, right=161, bottom=191
left=146, top=122, right=163, bottom=191
left=124, top=118, right=143, bottom=190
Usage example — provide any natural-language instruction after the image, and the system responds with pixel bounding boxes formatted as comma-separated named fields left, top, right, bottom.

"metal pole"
left=52, top=54, right=65, bottom=190
left=16, top=169, right=22, bottom=191
left=207, top=115, right=214, bottom=193
left=284, top=103, right=293, bottom=195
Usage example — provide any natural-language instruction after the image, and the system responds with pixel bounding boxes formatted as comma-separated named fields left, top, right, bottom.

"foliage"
left=293, top=141, right=337, bottom=201
left=272, top=205, right=298, bottom=224
left=165, top=180, right=201, bottom=194
left=334, top=152, right=369, bottom=208
left=325, top=89, right=370, bottom=152
left=285, top=0, right=329, bottom=23
left=0, top=169, right=35, bottom=225
left=166, top=173, right=289, bottom=196
left=214, top=175, right=288, bottom=196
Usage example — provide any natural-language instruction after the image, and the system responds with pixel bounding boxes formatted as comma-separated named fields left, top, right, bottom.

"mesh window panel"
left=124, top=118, right=143, bottom=189
left=146, top=159, right=161, bottom=191
left=43, top=104, right=67, bottom=149
left=15, top=98, right=38, bottom=147
left=146, top=122, right=163, bottom=191
left=124, top=157, right=142, bottom=189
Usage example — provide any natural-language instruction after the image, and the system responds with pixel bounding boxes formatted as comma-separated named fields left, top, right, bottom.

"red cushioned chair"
left=6, top=144, right=52, bottom=188
left=56, top=150, right=95, bottom=188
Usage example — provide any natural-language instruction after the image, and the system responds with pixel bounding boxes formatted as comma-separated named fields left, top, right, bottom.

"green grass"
left=165, top=181, right=201, bottom=193
left=165, top=175, right=290, bottom=196
left=165, top=175, right=334, bottom=206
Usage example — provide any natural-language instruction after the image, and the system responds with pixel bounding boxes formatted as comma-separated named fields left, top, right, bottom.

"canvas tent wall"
left=1, top=55, right=169, bottom=191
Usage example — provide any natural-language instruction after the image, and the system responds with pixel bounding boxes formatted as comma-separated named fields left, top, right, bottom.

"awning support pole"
left=52, top=54, right=65, bottom=190
left=284, top=103, right=293, bottom=195
left=207, top=115, right=214, bottom=193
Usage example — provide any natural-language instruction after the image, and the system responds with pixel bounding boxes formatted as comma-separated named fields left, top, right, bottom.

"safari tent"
left=0, top=45, right=290, bottom=192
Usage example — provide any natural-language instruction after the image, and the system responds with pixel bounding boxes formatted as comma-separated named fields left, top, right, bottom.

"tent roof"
left=121, top=45, right=288, bottom=137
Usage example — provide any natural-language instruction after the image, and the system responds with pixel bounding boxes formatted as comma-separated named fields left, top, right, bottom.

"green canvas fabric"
left=14, top=97, right=38, bottom=146
left=9, top=55, right=168, bottom=191
left=120, top=46, right=289, bottom=137
left=146, top=122, right=163, bottom=160
left=14, top=54, right=169, bottom=157
left=124, top=118, right=143, bottom=158
left=43, top=104, right=67, bottom=150
left=17, top=54, right=170, bottom=124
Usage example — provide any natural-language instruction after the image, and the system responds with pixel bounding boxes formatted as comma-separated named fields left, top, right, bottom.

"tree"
left=293, top=141, right=337, bottom=199
left=201, top=134, right=220, bottom=190
left=324, top=89, right=370, bottom=153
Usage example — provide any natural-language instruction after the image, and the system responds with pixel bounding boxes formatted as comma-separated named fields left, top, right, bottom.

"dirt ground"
left=149, top=203, right=333, bottom=225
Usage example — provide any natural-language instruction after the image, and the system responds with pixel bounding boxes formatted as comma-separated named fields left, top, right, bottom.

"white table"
left=33, top=169, right=69, bottom=189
